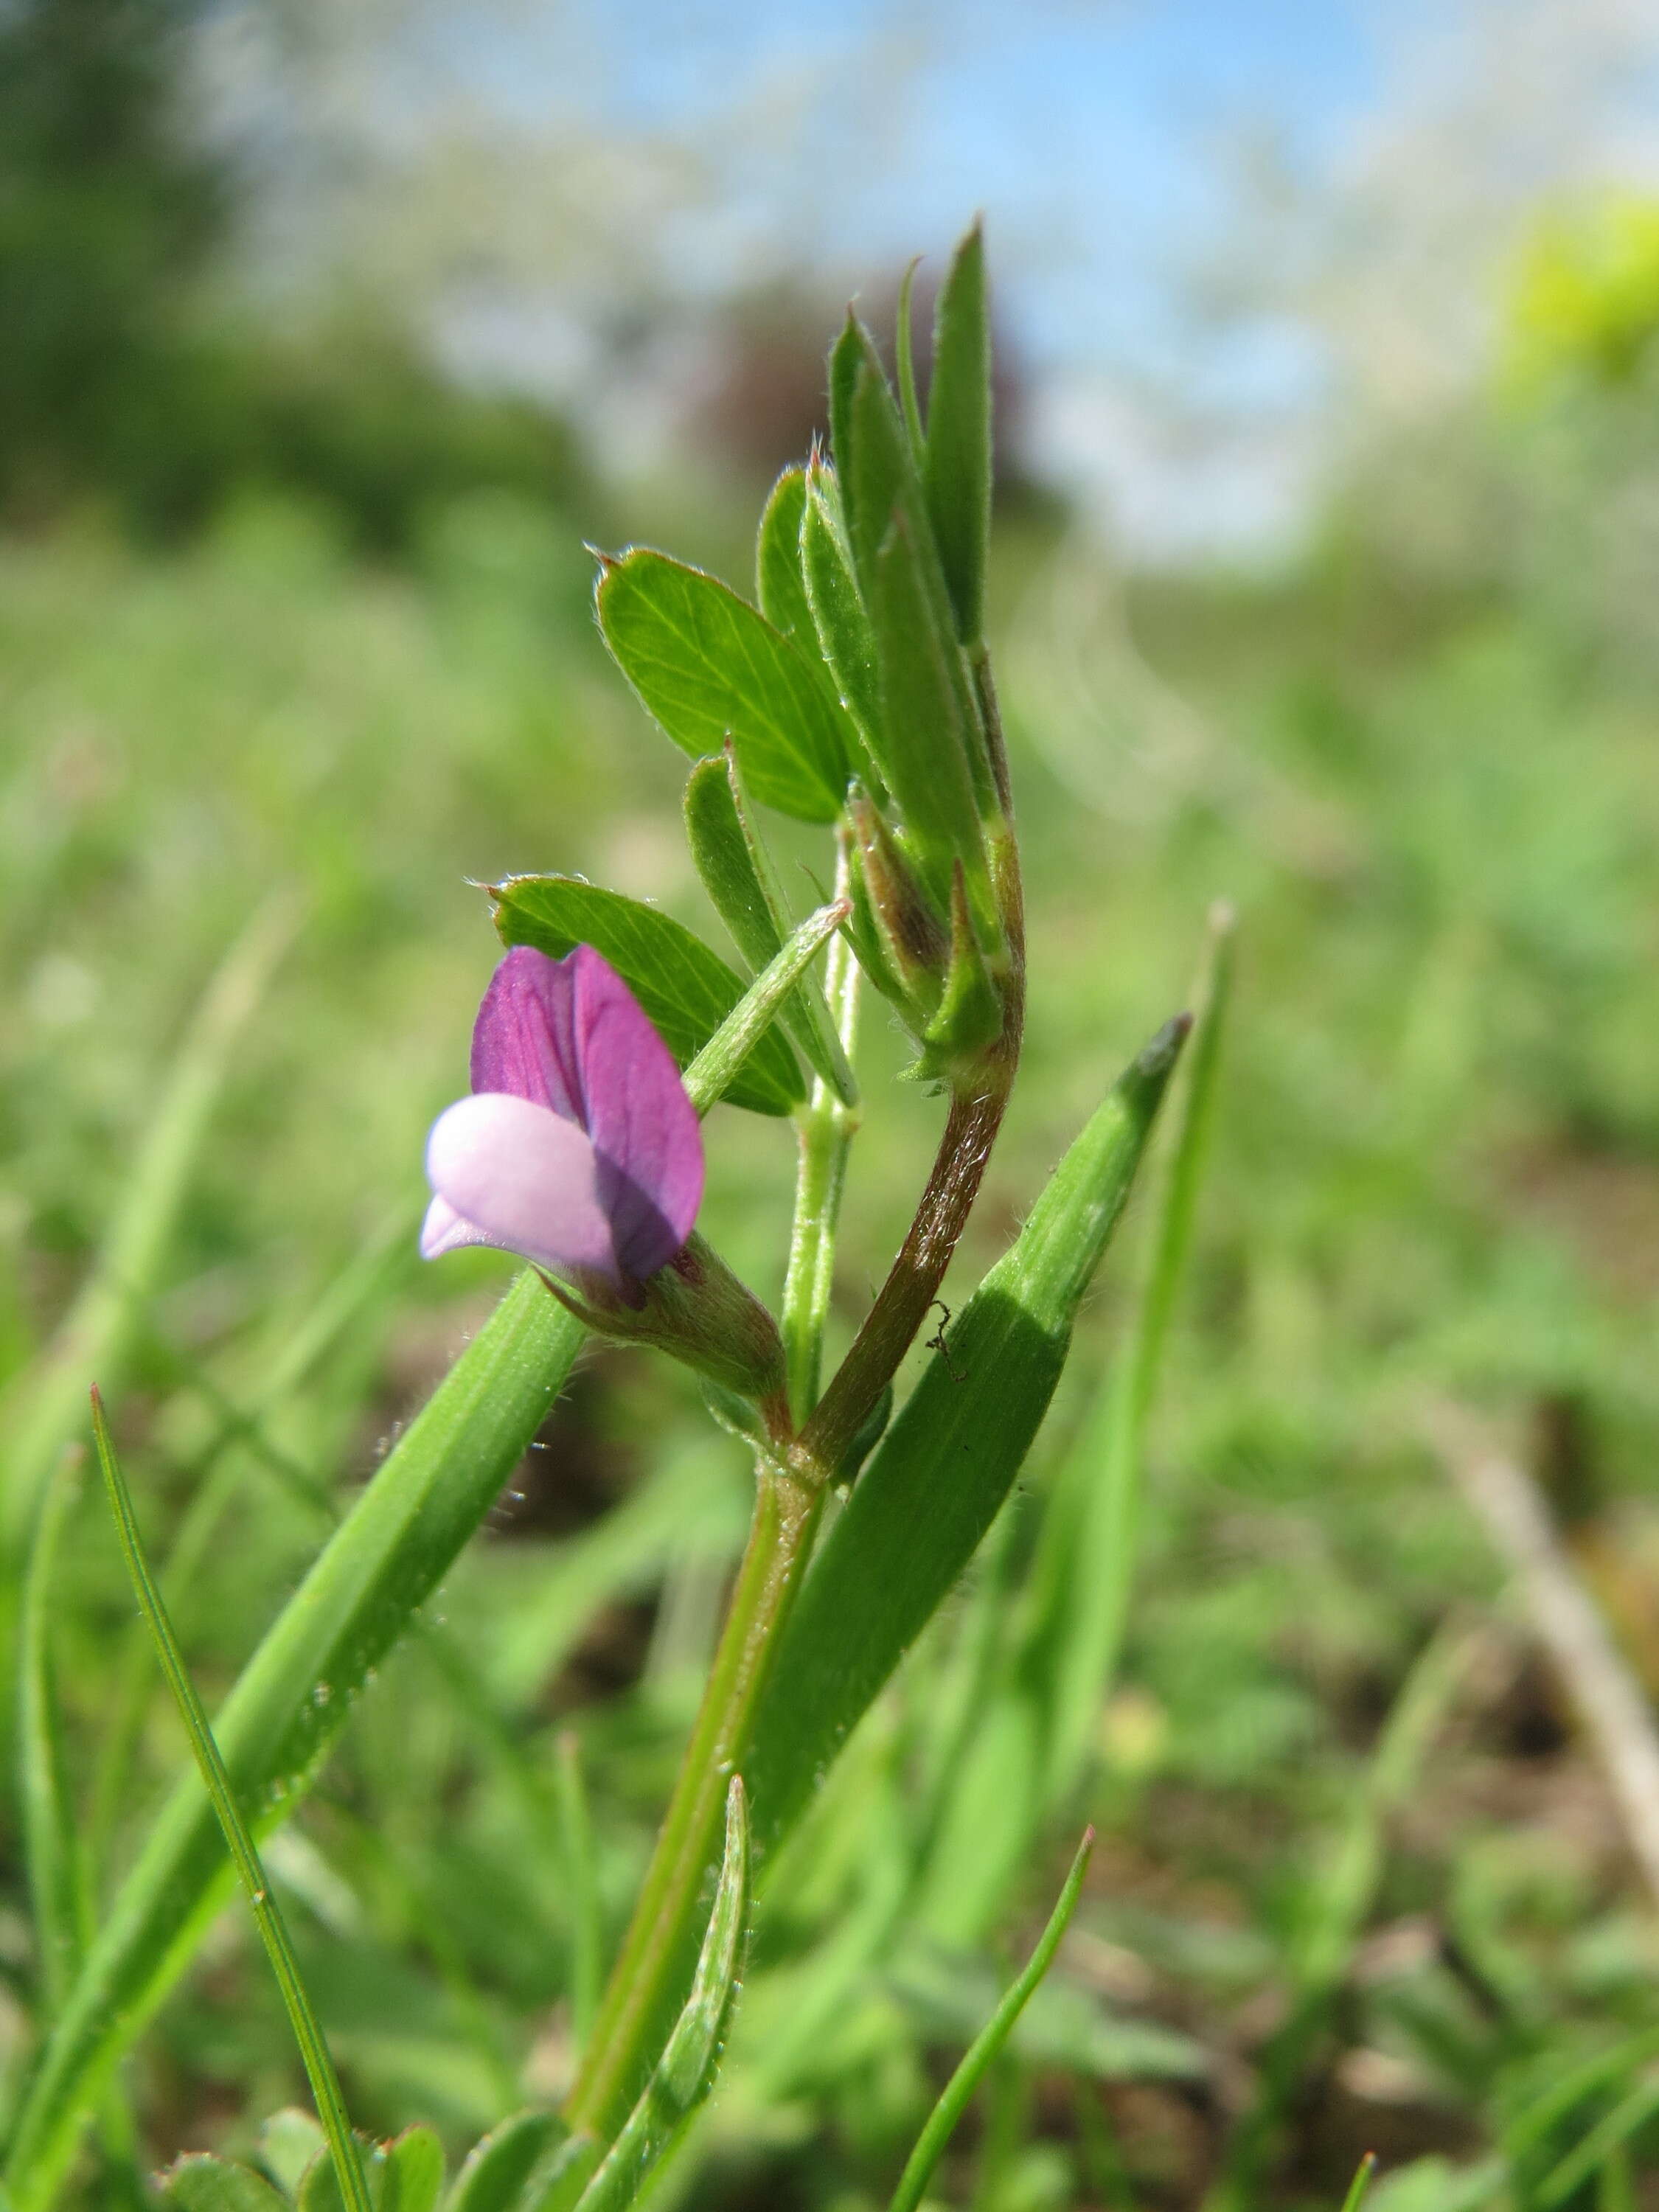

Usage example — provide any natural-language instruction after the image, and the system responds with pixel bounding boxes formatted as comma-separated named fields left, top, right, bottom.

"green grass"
left=2, top=482, right=1658, bottom=2210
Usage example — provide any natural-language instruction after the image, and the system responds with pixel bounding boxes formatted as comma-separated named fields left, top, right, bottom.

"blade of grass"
left=88, top=1214, right=417, bottom=1861
left=88, top=1388, right=372, bottom=2212
left=887, top=1828, right=1095, bottom=2212
left=1033, top=902, right=1235, bottom=1808
left=1537, top=2079, right=1659, bottom=2211
left=1205, top=1623, right=1474, bottom=2212
left=2, top=894, right=296, bottom=1549
left=5, top=1270, right=585, bottom=2211
left=1338, top=2154, right=1377, bottom=2212
left=557, top=1732, right=604, bottom=2059
left=570, top=1778, right=750, bottom=2212
left=18, top=1448, right=90, bottom=2016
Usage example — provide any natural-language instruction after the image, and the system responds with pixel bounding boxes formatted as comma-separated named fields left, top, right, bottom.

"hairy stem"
left=790, top=1071, right=1012, bottom=1482
left=780, top=875, right=862, bottom=1422
left=564, top=1464, right=821, bottom=2137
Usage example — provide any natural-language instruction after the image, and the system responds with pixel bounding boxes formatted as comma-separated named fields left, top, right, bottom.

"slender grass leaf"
left=683, top=755, right=855, bottom=1102
left=90, top=1391, right=373, bottom=2212
left=1538, top=2083, right=1659, bottom=2212
left=801, top=465, right=883, bottom=758
left=19, top=1449, right=88, bottom=2015
left=161, top=2157, right=291, bottom=2211
left=91, top=1214, right=416, bottom=1863
left=1505, top=2025, right=1659, bottom=2162
left=596, top=549, right=852, bottom=822
left=491, top=874, right=803, bottom=1117
left=446, top=2114, right=569, bottom=2212
left=5, top=1274, right=585, bottom=2212
left=922, top=220, right=992, bottom=645
left=569, top=1778, right=749, bottom=2212
left=1208, top=1623, right=1473, bottom=2212
left=1, top=895, right=294, bottom=1548
left=1340, top=2154, right=1379, bottom=2212
left=1033, top=901, right=1235, bottom=1807
left=754, top=467, right=815, bottom=651
left=680, top=902, right=846, bottom=1115
left=746, top=1015, right=1188, bottom=1863
left=887, top=1829, right=1093, bottom=2212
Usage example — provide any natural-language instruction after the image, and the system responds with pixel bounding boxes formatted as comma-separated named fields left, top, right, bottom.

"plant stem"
left=780, top=871, right=862, bottom=1423
left=792, top=1068, right=1012, bottom=1481
left=565, top=1462, right=821, bottom=2138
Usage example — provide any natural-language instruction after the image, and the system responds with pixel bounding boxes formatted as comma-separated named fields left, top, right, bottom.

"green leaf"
left=596, top=549, right=852, bottom=822
left=517, top=2139, right=600, bottom=2212
left=745, top=1016, right=1189, bottom=1860
left=570, top=1778, right=750, bottom=2212
left=296, top=2139, right=382, bottom=2212
left=683, top=753, right=856, bottom=1102
left=886, top=1830, right=1093, bottom=2212
left=91, top=1390, right=374, bottom=2212
left=922, top=220, right=992, bottom=645
left=491, top=874, right=804, bottom=1118
left=894, top=258, right=926, bottom=465
left=296, top=2129, right=445, bottom=2212
left=754, top=467, right=815, bottom=651
left=868, top=510, right=990, bottom=919
left=383, top=2130, right=445, bottom=2212
left=827, top=315, right=863, bottom=504
left=4, top=1276, right=585, bottom=2212
left=161, top=2157, right=291, bottom=2211
left=447, top=2114, right=568, bottom=2212
left=801, top=465, right=882, bottom=755
left=261, top=2111, right=327, bottom=2198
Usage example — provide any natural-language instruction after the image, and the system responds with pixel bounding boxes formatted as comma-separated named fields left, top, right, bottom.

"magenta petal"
left=470, top=945, right=587, bottom=1120
left=561, top=945, right=703, bottom=1279
left=425, top=1093, right=622, bottom=1284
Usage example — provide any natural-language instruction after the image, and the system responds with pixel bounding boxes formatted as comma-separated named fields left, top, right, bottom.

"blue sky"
left=380, top=0, right=1657, bottom=552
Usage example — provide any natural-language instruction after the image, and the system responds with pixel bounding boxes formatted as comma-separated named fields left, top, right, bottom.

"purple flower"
left=422, top=945, right=703, bottom=1294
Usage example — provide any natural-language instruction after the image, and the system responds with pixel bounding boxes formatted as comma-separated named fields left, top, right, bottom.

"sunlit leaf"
left=491, top=874, right=804, bottom=1117
left=597, top=549, right=852, bottom=821
left=922, top=220, right=992, bottom=645
left=161, top=2156, right=291, bottom=2211
left=746, top=1015, right=1189, bottom=1860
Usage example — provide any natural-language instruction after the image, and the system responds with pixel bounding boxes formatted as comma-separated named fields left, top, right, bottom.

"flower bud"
left=547, top=1233, right=787, bottom=1406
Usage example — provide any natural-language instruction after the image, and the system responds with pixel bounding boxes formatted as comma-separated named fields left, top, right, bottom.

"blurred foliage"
left=0, top=0, right=587, bottom=546
left=4, top=54, right=1659, bottom=2197
left=1506, top=192, right=1659, bottom=392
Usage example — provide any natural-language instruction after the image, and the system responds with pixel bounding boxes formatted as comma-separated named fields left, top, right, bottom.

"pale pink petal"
left=425, top=1092, right=622, bottom=1285
left=420, top=1193, right=501, bottom=1260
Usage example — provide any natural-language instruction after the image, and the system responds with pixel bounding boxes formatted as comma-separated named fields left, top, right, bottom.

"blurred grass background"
left=3, top=1, right=1659, bottom=2206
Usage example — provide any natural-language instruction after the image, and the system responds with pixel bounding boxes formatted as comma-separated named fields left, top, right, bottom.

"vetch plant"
left=10, top=221, right=1221, bottom=2212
